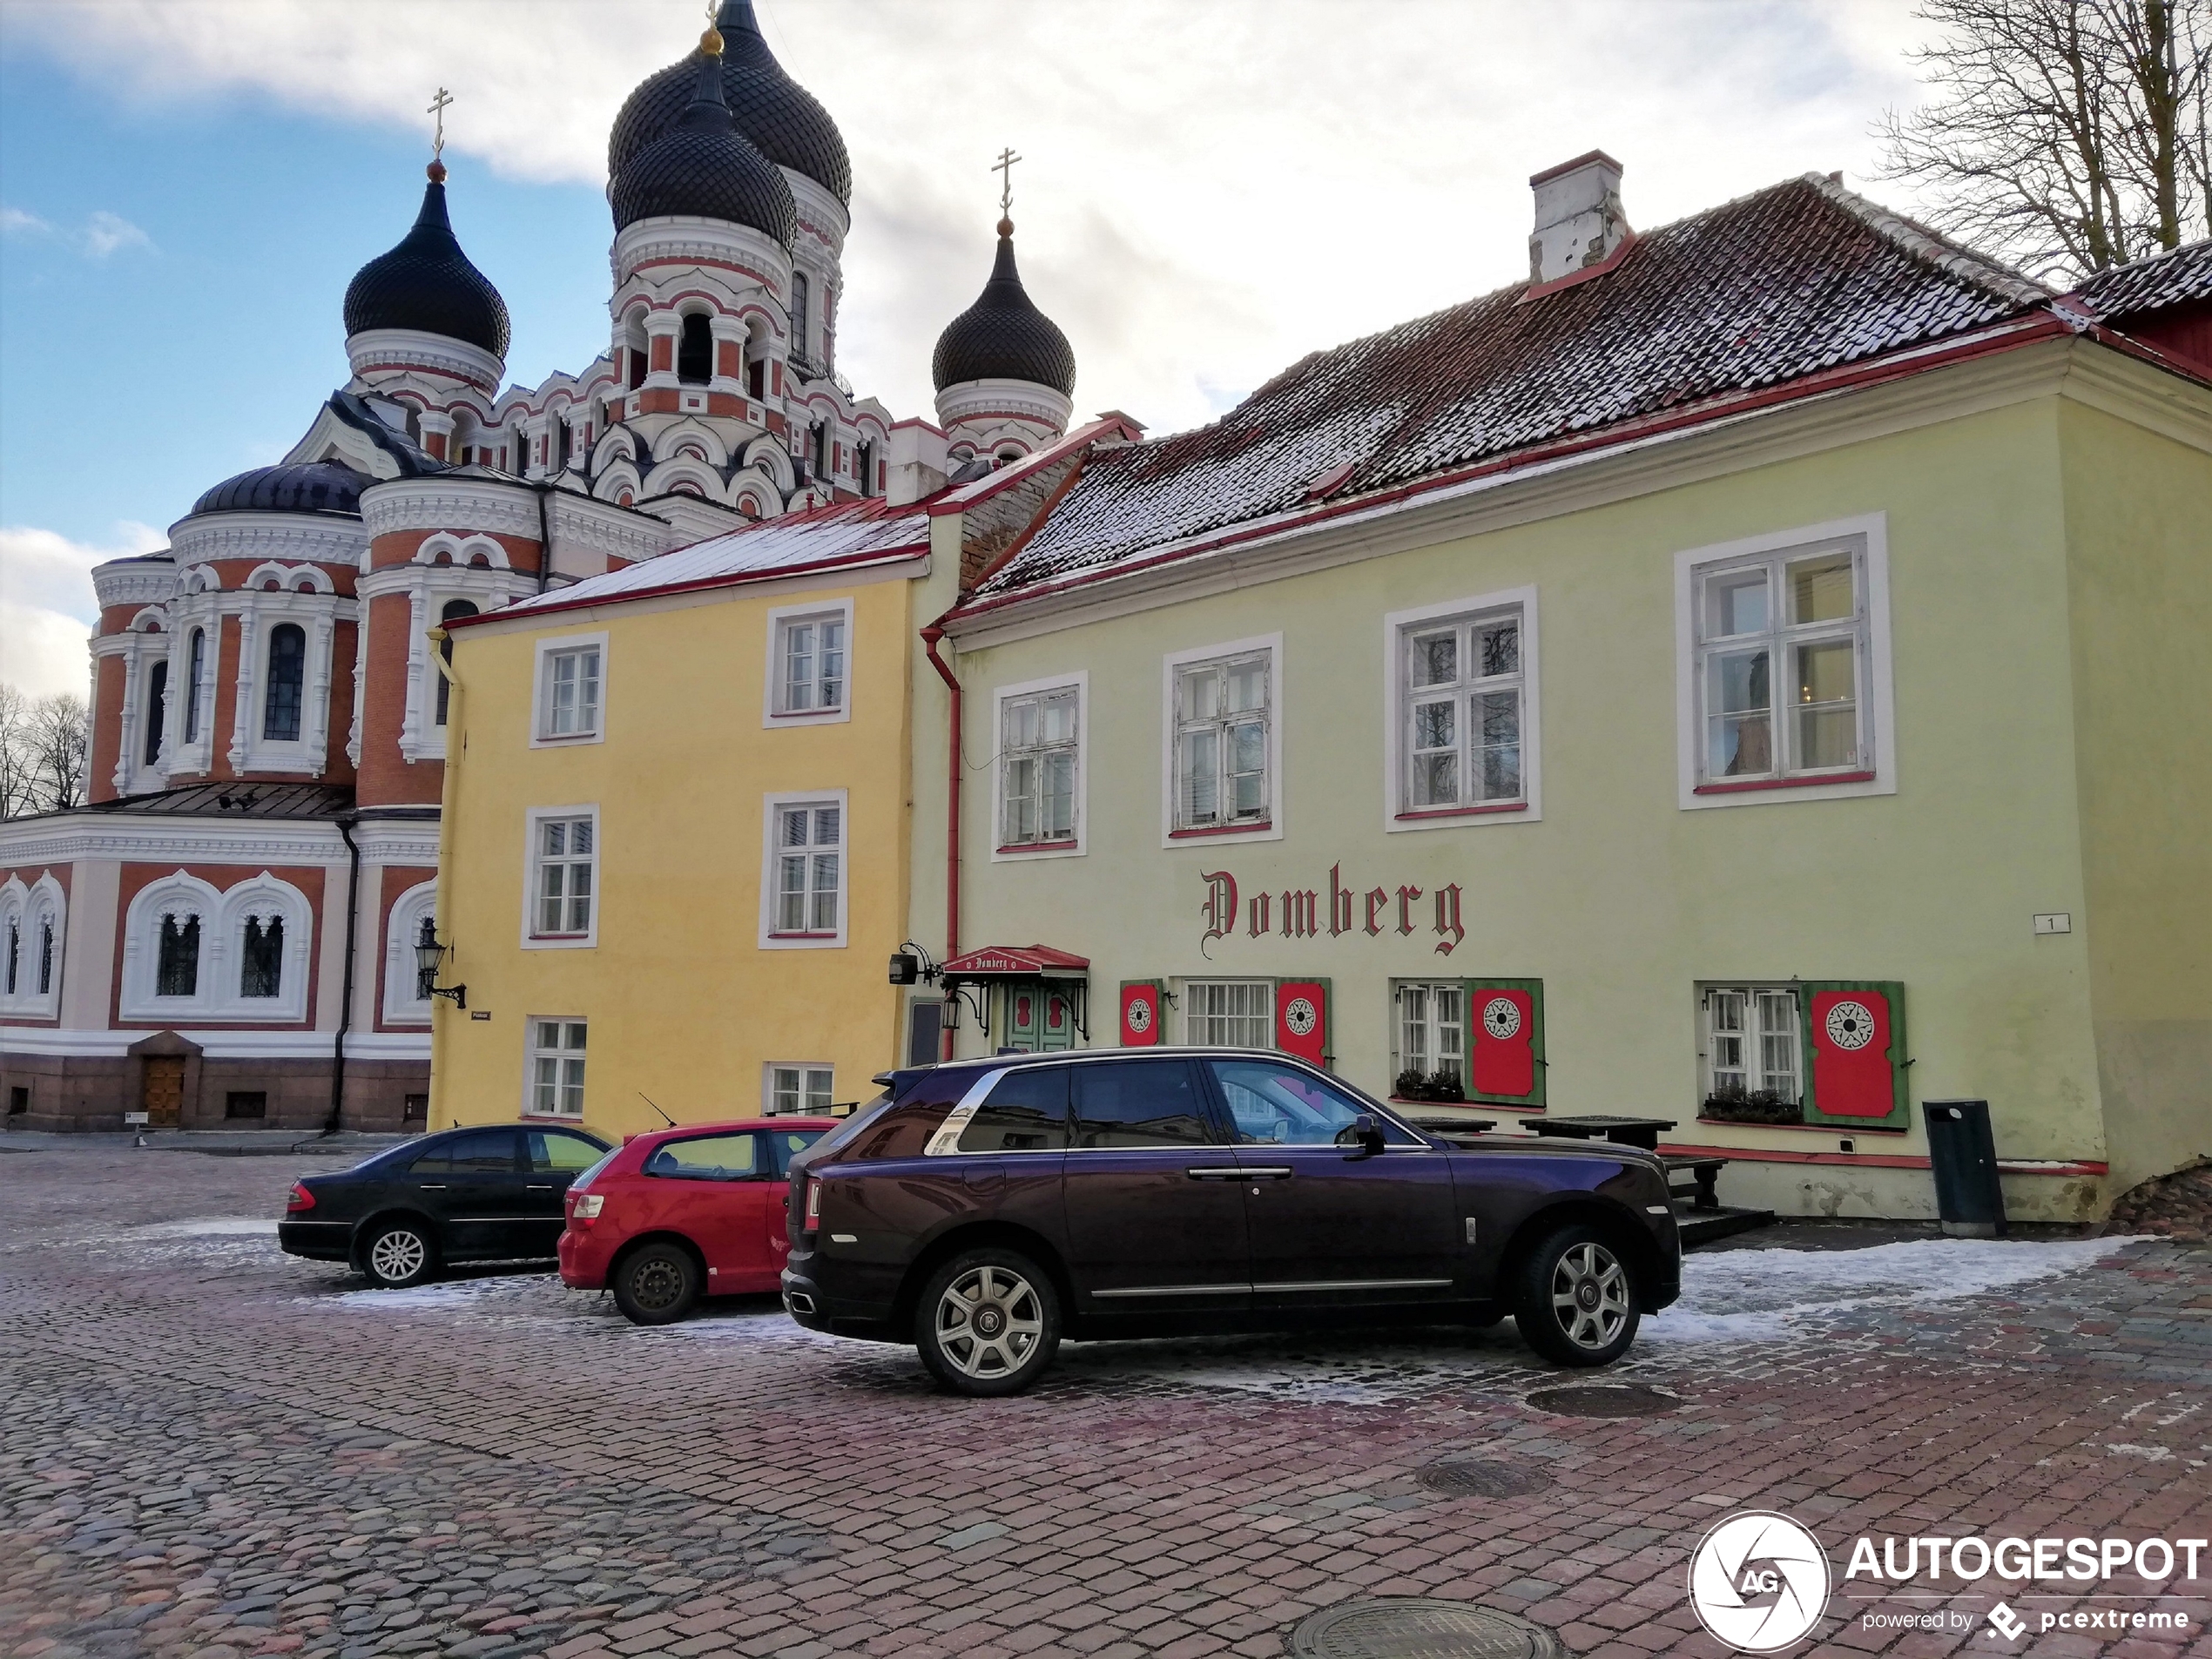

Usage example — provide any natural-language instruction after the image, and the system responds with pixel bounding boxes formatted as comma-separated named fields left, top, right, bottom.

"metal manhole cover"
left=1524, top=1381, right=1681, bottom=1418
left=1416, top=1459, right=1553, bottom=1499
left=1290, top=1598, right=1566, bottom=1659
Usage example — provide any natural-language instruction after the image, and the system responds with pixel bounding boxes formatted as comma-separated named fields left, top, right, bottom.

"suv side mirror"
left=1339, top=1113, right=1386, bottom=1159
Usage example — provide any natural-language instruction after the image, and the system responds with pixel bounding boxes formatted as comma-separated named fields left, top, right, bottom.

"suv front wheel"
left=914, top=1248, right=1061, bottom=1396
left=1510, top=1223, right=1640, bottom=1366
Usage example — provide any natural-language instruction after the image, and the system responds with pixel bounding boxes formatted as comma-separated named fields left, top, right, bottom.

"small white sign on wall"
left=2032, top=913, right=2073, bottom=935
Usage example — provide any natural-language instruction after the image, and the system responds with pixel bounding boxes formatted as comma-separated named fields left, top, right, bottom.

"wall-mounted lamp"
left=888, top=940, right=942, bottom=987
left=415, top=918, right=468, bottom=1010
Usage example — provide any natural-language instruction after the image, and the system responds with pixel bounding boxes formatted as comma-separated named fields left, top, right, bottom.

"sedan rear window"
left=528, top=1130, right=604, bottom=1172
left=409, top=1128, right=517, bottom=1174
left=1072, top=1061, right=1215, bottom=1149
left=959, top=1068, right=1069, bottom=1152
left=644, top=1133, right=759, bottom=1181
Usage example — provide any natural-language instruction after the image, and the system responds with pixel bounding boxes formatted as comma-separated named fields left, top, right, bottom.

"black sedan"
left=280, top=1123, right=612, bottom=1287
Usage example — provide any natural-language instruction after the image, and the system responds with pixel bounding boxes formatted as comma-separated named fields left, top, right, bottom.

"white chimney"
left=1528, top=151, right=1629, bottom=286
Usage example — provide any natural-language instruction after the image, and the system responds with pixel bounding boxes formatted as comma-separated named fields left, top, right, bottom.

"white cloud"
left=0, top=522, right=165, bottom=699
left=5, top=0, right=1935, bottom=435
left=2, top=206, right=52, bottom=236
left=1, top=202, right=152, bottom=259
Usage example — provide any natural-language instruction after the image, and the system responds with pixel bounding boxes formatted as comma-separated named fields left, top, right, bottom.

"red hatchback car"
left=559, top=1117, right=834, bottom=1325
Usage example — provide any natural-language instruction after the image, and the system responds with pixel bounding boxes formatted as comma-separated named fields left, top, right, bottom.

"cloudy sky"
left=0, top=0, right=1942, bottom=698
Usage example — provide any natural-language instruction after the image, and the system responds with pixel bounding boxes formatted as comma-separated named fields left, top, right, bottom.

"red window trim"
left=1393, top=801, right=1527, bottom=822
left=529, top=930, right=590, bottom=941
left=1169, top=820, right=1272, bottom=840
left=1694, top=770, right=1876, bottom=796
left=517, top=1112, right=585, bottom=1124
left=768, top=930, right=840, bottom=941
left=1696, top=1114, right=1906, bottom=1136
left=1391, top=1096, right=1546, bottom=1113
left=997, top=839, right=1079, bottom=854
left=768, top=705, right=845, bottom=720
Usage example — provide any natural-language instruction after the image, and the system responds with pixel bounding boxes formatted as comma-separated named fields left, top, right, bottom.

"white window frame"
left=118, top=869, right=314, bottom=1023
left=1675, top=514, right=1895, bottom=811
left=1183, top=979, right=1274, bottom=1049
left=762, top=599, right=854, bottom=728
left=381, top=878, right=438, bottom=1025
left=529, top=631, right=609, bottom=748
left=1391, top=981, right=1467, bottom=1087
left=1383, top=586, right=1541, bottom=831
left=523, top=1016, right=589, bottom=1120
left=764, top=1062, right=835, bottom=1116
left=992, top=671, right=1087, bottom=860
left=1699, top=983, right=1804, bottom=1105
left=758, top=789, right=849, bottom=949
left=521, top=805, right=600, bottom=950
left=0, top=873, right=65, bottom=1019
left=1159, top=633, right=1284, bottom=847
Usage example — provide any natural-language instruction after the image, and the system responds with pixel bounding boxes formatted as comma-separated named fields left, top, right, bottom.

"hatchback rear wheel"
left=1511, top=1223, right=1639, bottom=1366
left=914, top=1248, right=1060, bottom=1397
left=361, top=1219, right=437, bottom=1289
left=613, top=1242, right=701, bottom=1326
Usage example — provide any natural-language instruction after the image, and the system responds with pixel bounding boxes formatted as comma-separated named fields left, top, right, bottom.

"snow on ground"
left=126, top=1217, right=279, bottom=1238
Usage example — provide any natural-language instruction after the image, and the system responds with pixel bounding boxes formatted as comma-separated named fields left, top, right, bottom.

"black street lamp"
left=415, top=917, right=467, bottom=1010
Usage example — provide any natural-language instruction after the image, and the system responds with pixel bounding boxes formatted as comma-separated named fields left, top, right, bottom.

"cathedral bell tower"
left=932, top=158, right=1076, bottom=467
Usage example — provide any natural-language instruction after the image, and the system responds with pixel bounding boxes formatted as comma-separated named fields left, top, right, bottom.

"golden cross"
left=428, top=87, right=454, bottom=160
left=994, top=146, right=1022, bottom=215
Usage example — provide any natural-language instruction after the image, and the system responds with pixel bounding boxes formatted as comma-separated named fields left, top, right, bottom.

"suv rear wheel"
left=1510, top=1223, right=1639, bottom=1366
left=613, top=1242, right=702, bottom=1326
left=914, top=1248, right=1060, bottom=1397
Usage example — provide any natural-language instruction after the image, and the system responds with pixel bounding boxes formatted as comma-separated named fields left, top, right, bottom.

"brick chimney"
left=1529, top=151, right=1629, bottom=286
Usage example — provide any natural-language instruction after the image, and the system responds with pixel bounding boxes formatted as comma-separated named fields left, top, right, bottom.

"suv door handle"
left=1185, top=1167, right=1244, bottom=1179
left=418, top=1184, right=448, bottom=1190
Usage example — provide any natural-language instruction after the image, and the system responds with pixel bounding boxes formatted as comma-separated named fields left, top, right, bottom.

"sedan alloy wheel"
left=362, top=1220, right=435, bottom=1289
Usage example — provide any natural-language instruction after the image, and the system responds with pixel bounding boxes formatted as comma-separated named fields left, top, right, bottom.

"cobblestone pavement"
left=3, top=1147, right=2209, bottom=1659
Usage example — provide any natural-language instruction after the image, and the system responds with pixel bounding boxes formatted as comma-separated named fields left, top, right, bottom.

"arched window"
left=239, top=914, right=284, bottom=999
left=812, top=421, right=830, bottom=480
left=4, top=920, right=17, bottom=995
left=855, top=440, right=874, bottom=498
left=788, top=271, right=811, bottom=365
left=184, top=629, right=206, bottom=743
left=37, top=918, right=54, bottom=995
left=678, top=314, right=712, bottom=385
left=157, top=914, right=200, bottom=998
left=263, top=624, right=306, bottom=742
left=143, top=660, right=168, bottom=765
left=435, top=600, right=478, bottom=726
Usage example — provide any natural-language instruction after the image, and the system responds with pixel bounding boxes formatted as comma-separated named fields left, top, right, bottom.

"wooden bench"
left=1663, top=1154, right=1728, bottom=1211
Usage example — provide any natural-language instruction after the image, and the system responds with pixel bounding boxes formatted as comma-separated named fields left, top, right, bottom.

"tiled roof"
left=969, top=174, right=2055, bottom=605
left=2077, top=238, right=2212, bottom=318
left=491, top=496, right=930, bottom=618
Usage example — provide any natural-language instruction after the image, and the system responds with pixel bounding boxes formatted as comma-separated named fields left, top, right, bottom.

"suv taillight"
left=802, top=1178, right=820, bottom=1232
left=570, top=1193, right=604, bottom=1223
left=285, top=1183, right=314, bottom=1214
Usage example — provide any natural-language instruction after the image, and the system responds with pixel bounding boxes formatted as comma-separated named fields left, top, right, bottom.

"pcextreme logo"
left=1689, top=1512, right=1831, bottom=1651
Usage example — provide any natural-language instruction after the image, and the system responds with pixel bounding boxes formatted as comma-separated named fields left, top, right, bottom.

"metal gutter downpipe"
left=921, top=625, right=960, bottom=1060
left=325, top=812, right=362, bottom=1136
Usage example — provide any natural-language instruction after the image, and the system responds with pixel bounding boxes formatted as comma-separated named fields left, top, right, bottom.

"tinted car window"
left=1072, top=1061, right=1214, bottom=1149
left=765, top=1130, right=824, bottom=1175
left=846, top=1076, right=974, bottom=1160
left=1211, top=1060, right=1369, bottom=1145
left=527, top=1130, right=604, bottom=1172
left=411, top=1129, right=516, bottom=1174
left=644, top=1133, right=759, bottom=1180
left=960, top=1068, right=1069, bottom=1152
left=570, top=1147, right=621, bottom=1191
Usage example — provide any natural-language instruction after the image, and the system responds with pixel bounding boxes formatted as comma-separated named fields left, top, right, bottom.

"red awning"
left=939, top=945, right=1090, bottom=978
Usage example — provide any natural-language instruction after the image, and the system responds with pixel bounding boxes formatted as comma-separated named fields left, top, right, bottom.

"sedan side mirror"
left=1339, top=1114, right=1386, bottom=1159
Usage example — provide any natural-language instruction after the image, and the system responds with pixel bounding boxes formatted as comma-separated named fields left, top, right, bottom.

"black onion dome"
left=932, top=230, right=1077, bottom=395
left=610, top=42, right=798, bottom=247
left=608, top=0, right=851, bottom=205
left=190, top=461, right=372, bottom=518
left=342, top=172, right=510, bottom=358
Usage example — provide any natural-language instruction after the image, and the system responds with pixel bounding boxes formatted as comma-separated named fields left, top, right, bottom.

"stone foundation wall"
left=0, top=1049, right=428, bottom=1134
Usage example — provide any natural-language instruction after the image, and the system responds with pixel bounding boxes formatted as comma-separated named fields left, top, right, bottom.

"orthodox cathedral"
left=0, top=0, right=1081, bottom=1130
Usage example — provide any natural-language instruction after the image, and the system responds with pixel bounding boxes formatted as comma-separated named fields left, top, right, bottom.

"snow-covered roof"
left=965, top=173, right=2059, bottom=608
left=491, top=496, right=930, bottom=620
left=2078, top=238, right=2212, bottom=319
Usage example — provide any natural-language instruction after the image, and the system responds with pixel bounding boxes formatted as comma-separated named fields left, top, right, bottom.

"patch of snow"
left=1647, top=1236, right=2144, bottom=1345
left=125, top=1218, right=279, bottom=1238
left=2104, top=1443, right=2174, bottom=1460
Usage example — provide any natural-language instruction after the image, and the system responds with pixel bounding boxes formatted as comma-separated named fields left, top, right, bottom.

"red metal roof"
left=964, top=173, right=2055, bottom=609
left=940, top=944, right=1091, bottom=977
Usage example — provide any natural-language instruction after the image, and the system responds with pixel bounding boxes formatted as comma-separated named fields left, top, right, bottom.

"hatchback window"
left=644, top=1133, right=760, bottom=1181
left=569, top=1147, right=621, bottom=1191
left=528, top=1130, right=604, bottom=1172
left=765, top=1130, right=824, bottom=1176
left=1072, top=1061, right=1215, bottom=1149
left=1209, top=1060, right=1413, bottom=1147
left=411, top=1129, right=516, bottom=1174
left=960, top=1067, right=1069, bottom=1152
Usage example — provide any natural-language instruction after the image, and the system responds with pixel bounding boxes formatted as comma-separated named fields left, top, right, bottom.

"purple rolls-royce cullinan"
left=780, top=1049, right=1682, bottom=1395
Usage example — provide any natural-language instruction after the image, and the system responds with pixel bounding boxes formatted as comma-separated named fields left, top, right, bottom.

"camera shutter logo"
left=1824, top=1001, right=1876, bottom=1051
left=1285, top=996, right=1318, bottom=1038
left=1482, top=997, right=1522, bottom=1041
left=1688, top=1511, right=1831, bottom=1651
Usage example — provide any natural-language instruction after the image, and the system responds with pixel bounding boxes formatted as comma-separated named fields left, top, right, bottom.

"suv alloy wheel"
left=1511, top=1223, right=1640, bottom=1365
left=914, top=1247, right=1061, bottom=1396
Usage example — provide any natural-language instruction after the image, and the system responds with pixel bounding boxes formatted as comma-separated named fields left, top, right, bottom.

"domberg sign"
left=1197, top=864, right=1467, bottom=955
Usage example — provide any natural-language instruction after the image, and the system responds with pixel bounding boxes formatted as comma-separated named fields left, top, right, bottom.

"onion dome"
left=932, top=220, right=1076, bottom=395
left=342, top=165, right=511, bottom=358
left=190, top=460, right=371, bottom=518
left=608, top=0, right=850, bottom=206
left=610, top=27, right=798, bottom=247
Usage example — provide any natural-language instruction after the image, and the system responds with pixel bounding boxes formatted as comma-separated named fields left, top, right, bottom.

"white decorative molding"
left=243, top=561, right=336, bottom=594
left=381, top=878, right=438, bottom=1026
left=546, top=490, right=681, bottom=563
left=91, top=559, right=177, bottom=610
left=390, top=566, right=537, bottom=763
left=119, top=869, right=314, bottom=1024
left=612, top=218, right=792, bottom=296
left=0, top=815, right=429, bottom=867
left=937, top=378, right=1074, bottom=437
left=358, top=479, right=541, bottom=539
left=0, top=872, right=66, bottom=1018
left=226, top=591, right=355, bottom=777
left=0, top=1025, right=431, bottom=1062
left=414, top=531, right=511, bottom=570
left=787, top=172, right=850, bottom=257
left=346, top=327, right=506, bottom=395
left=170, top=513, right=367, bottom=569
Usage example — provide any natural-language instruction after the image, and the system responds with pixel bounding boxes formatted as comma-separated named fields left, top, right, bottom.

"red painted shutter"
left=1274, top=979, right=1331, bottom=1067
left=1801, top=981, right=1907, bottom=1125
left=1464, top=979, right=1545, bottom=1105
left=1120, top=981, right=1162, bottom=1047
